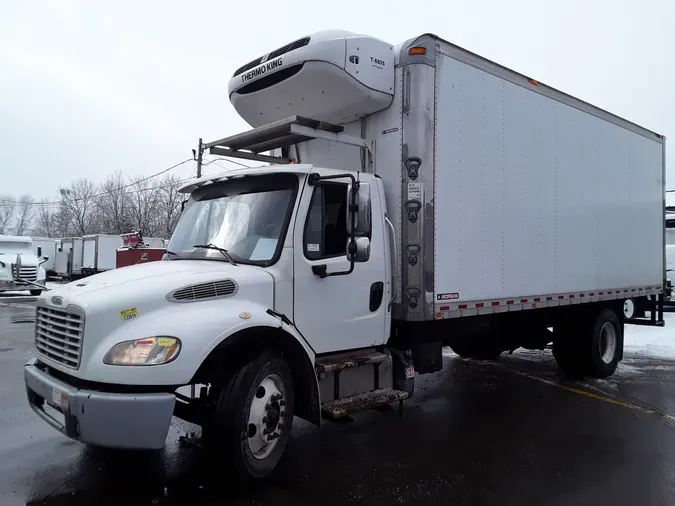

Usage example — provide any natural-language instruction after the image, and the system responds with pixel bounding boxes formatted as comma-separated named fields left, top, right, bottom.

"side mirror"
left=37, top=246, right=42, bottom=257
left=12, top=254, right=22, bottom=281
left=39, top=256, right=49, bottom=265
left=181, top=198, right=189, bottom=213
left=345, top=182, right=372, bottom=237
left=346, top=237, right=371, bottom=263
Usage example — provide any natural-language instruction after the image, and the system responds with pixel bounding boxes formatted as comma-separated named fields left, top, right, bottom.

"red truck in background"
left=116, top=231, right=166, bottom=268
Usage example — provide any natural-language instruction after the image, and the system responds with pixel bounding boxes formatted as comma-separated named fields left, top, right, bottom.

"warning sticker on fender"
left=437, top=293, right=460, bottom=301
left=120, top=308, right=139, bottom=321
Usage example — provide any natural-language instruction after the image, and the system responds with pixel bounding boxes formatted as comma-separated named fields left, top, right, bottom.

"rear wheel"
left=203, top=352, right=295, bottom=481
left=553, top=307, right=622, bottom=378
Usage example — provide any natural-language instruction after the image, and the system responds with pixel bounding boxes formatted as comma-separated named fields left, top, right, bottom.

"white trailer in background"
left=81, top=234, right=124, bottom=276
left=54, top=237, right=84, bottom=279
left=30, top=237, right=57, bottom=278
left=26, top=30, right=666, bottom=481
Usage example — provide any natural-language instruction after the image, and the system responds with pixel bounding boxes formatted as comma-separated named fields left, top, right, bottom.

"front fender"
left=82, top=299, right=315, bottom=386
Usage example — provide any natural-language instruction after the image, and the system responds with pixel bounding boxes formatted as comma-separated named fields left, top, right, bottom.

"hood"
left=42, top=259, right=274, bottom=312
left=0, top=252, right=39, bottom=279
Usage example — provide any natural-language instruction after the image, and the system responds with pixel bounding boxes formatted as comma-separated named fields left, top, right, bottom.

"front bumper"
left=0, top=279, right=42, bottom=291
left=24, top=359, right=175, bottom=450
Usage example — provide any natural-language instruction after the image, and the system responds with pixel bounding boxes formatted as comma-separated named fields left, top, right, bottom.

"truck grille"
left=232, top=37, right=311, bottom=77
left=12, top=265, right=38, bottom=286
left=35, top=306, right=84, bottom=369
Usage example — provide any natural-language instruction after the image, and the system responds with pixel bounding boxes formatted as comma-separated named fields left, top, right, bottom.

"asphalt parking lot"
left=2, top=297, right=675, bottom=506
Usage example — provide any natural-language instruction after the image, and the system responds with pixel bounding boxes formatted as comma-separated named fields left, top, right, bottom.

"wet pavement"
left=2, top=298, right=675, bottom=506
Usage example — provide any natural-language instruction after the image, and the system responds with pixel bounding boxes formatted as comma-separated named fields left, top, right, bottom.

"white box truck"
left=54, top=237, right=84, bottom=279
left=25, top=30, right=665, bottom=481
left=81, top=234, right=124, bottom=276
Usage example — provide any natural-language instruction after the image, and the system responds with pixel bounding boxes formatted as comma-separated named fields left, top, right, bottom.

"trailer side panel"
left=433, top=51, right=664, bottom=310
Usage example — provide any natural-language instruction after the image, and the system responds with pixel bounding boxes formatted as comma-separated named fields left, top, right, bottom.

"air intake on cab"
left=227, top=30, right=395, bottom=127
left=168, top=279, right=237, bottom=302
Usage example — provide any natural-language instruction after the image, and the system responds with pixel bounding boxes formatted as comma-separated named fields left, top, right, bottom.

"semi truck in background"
left=0, top=236, right=48, bottom=296
left=31, top=237, right=57, bottom=279
left=24, top=30, right=666, bottom=481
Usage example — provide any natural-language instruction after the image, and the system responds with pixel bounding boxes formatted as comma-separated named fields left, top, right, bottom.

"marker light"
left=408, top=47, right=427, bottom=55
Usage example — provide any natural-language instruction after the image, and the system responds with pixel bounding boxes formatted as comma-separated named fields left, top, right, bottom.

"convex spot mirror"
left=346, top=237, right=371, bottom=263
left=345, top=182, right=371, bottom=237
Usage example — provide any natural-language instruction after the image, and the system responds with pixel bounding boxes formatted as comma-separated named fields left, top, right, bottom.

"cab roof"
left=0, top=235, right=33, bottom=244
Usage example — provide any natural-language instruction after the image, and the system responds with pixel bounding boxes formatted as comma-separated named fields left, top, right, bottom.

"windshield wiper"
left=164, top=250, right=180, bottom=259
left=193, top=244, right=238, bottom=266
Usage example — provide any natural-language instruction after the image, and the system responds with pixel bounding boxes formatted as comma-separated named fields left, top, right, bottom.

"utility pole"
left=196, top=138, right=203, bottom=179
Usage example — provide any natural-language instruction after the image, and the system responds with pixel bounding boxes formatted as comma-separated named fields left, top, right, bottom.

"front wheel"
left=30, top=290, right=42, bottom=296
left=204, top=352, right=295, bottom=481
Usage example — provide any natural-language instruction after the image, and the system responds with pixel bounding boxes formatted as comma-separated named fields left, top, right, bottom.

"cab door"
left=292, top=171, right=389, bottom=354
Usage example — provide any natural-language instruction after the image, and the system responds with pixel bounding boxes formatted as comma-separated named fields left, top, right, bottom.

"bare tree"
left=156, top=173, right=184, bottom=238
left=58, top=179, right=99, bottom=236
left=0, top=195, right=15, bottom=234
left=14, top=195, right=35, bottom=235
left=35, top=200, right=58, bottom=237
left=97, top=170, right=134, bottom=234
left=128, top=176, right=161, bottom=236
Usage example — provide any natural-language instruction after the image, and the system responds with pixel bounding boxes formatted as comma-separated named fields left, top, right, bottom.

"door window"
left=304, top=183, right=349, bottom=260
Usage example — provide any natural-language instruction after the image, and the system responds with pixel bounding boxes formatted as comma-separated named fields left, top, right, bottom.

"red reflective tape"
left=546, top=296, right=553, bottom=301
left=624, top=289, right=629, bottom=293
left=507, top=300, right=515, bottom=305
left=534, top=297, right=541, bottom=302
left=631, top=289, right=636, bottom=292
left=492, top=301, right=500, bottom=306
left=580, top=294, right=585, bottom=297
left=590, top=293, right=595, bottom=296
left=520, top=299, right=528, bottom=303
left=440, top=305, right=450, bottom=311
left=558, top=295, right=565, bottom=300
left=476, top=303, right=484, bottom=308
left=599, top=292, right=604, bottom=295
left=458, top=304, right=468, bottom=309
left=569, top=294, right=575, bottom=299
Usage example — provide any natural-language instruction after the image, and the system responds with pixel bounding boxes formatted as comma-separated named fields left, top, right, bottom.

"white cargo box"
left=82, top=234, right=123, bottom=273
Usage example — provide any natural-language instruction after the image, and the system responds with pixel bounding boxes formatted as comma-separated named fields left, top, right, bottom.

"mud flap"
left=411, top=341, right=442, bottom=374
left=391, top=349, right=415, bottom=398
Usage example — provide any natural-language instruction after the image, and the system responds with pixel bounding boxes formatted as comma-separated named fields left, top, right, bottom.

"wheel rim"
left=599, top=322, right=617, bottom=364
left=247, top=373, right=287, bottom=460
left=623, top=299, right=635, bottom=318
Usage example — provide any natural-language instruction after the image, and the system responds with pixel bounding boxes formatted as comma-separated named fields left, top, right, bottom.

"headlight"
left=103, top=337, right=181, bottom=366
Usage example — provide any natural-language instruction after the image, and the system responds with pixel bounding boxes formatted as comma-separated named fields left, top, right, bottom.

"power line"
left=0, top=158, right=194, bottom=207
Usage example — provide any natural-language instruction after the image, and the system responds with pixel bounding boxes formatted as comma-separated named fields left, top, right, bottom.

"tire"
left=587, top=308, right=622, bottom=378
left=450, top=336, right=502, bottom=360
left=30, top=290, right=42, bottom=296
left=553, top=308, right=622, bottom=378
left=204, top=352, right=295, bottom=481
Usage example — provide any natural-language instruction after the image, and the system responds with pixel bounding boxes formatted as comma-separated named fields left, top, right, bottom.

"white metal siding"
left=434, top=54, right=664, bottom=303
left=82, top=238, right=96, bottom=269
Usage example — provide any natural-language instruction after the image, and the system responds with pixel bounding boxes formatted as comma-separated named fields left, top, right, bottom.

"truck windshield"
left=0, top=242, right=32, bottom=255
left=166, top=173, right=298, bottom=266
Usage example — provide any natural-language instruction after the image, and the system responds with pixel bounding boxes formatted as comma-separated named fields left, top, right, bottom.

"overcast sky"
left=1, top=0, right=673, bottom=200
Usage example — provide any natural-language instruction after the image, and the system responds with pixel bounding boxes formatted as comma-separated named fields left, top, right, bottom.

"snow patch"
left=623, top=313, right=675, bottom=360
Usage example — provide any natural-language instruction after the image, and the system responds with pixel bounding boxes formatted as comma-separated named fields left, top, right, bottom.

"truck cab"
left=0, top=235, right=48, bottom=296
